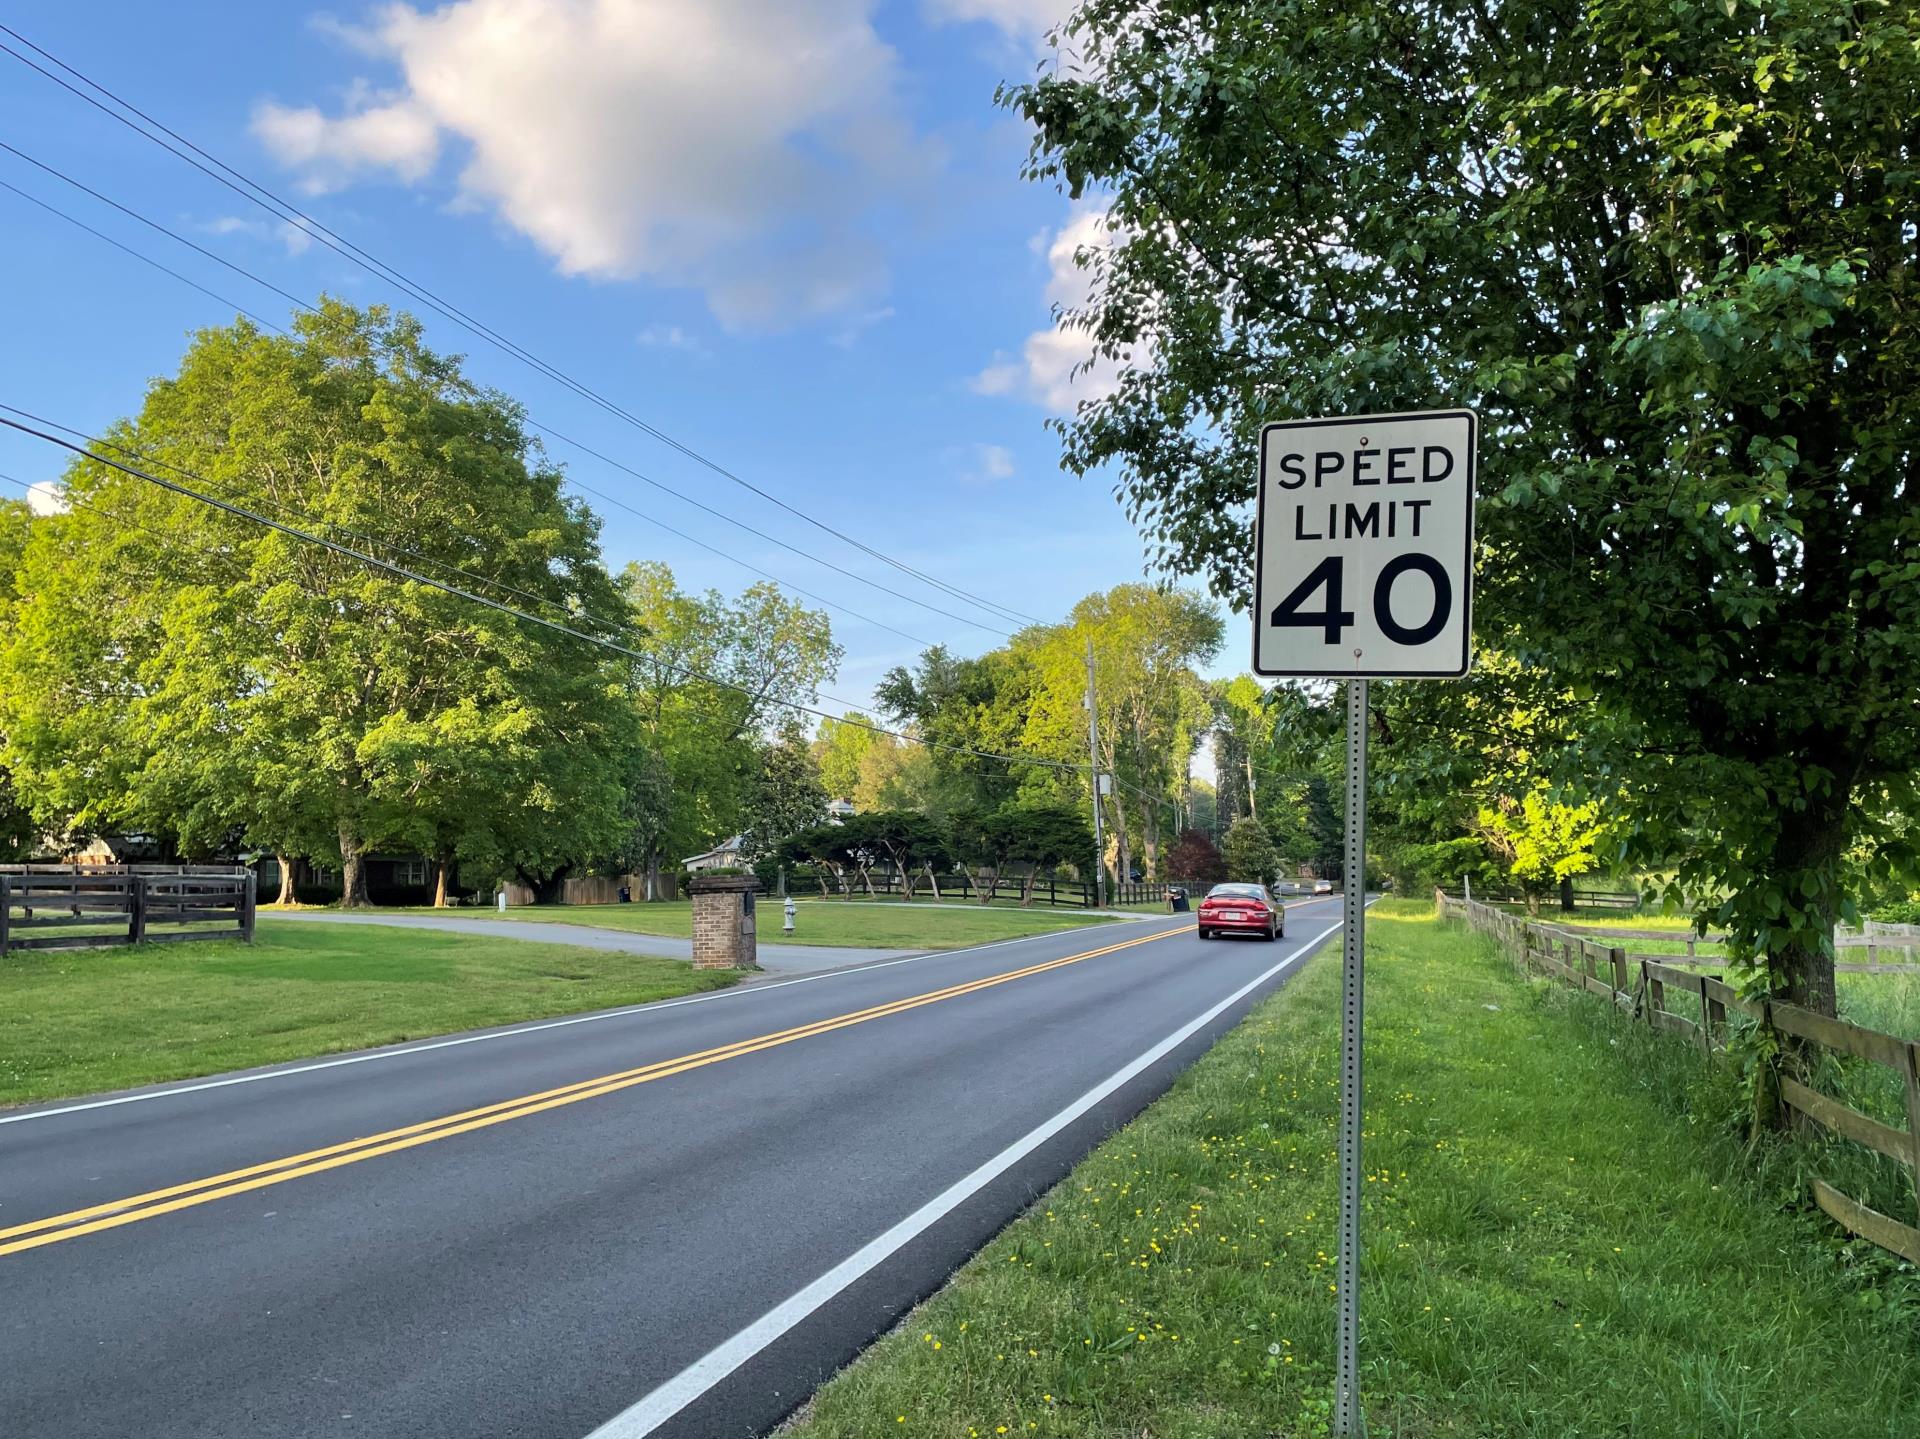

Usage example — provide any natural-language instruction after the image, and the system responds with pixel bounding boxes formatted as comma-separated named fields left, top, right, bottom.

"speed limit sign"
left=1252, top=409, right=1476, bottom=678
left=1250, top=406, right=1476, bottom=1437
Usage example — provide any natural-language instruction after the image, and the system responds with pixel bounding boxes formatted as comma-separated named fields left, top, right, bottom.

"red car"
left=1197, top=883, right=1284, bottom=942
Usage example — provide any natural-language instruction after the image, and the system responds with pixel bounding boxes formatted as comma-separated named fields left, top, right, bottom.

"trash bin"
left=1168, top=886, right=1189, bottom=913
left=617, top=885, right=631, bottom=904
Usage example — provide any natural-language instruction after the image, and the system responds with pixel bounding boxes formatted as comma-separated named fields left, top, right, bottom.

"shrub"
left=1221, top=816, right=1278, bottom=885
left=1164, top=828, right=1227, bottom=885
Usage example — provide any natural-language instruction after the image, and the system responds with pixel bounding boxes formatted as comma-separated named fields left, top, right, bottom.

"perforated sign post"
left=1253, top=409, right=1476, bottom=1438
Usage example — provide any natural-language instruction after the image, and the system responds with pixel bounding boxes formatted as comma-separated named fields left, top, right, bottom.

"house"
left=825, top=799, right=856, bottom=823
left=251, top=853, right=442, bottom=904
left=56, top=832, right=171, bottom=865
left=683, top=835, right=745, bottom=873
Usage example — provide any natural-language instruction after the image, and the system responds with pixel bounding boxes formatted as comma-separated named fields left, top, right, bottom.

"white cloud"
left=636, top=323, right=705, bottom=355
left=26, top=481, right=67, bottom=516
left=967, top=356, right=1020, bottom=397
left=949, top=442, right=1016, bottom=485
left=252, top=89, right=440, bottom=190
left=253, top=0, right=934, bottom=329
left=205, top=215, right=317, bottom=256
left=924, top=0, right=1070, bottom=40
left=970, top=204, right=1127, bottom=411
left=829, top=305, right=896, bottom=349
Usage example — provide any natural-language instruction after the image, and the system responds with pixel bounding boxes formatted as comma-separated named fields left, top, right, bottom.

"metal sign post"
left=1335, top=676, right=1368, bottom=1436
left=1249, top=408, right=1478, bottom=1439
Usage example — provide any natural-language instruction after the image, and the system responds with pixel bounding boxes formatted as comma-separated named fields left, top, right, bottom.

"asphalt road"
left=0, top=897, right=1348, bottom=1439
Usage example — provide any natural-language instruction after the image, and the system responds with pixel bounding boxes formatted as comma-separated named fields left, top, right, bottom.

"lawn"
left=352, top=899, right=1128, bottom=950
left=785, top=899, right=1918, bottom=1439
left=0, top=920, right=734, bottom=1107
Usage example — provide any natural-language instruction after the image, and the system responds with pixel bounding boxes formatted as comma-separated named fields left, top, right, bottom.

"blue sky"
left=0, top=1, right=1211, bottom=713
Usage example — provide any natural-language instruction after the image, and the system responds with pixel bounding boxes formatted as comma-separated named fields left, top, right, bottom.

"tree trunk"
left=925, top=863, right=942, bottom=902
left=816, top=867, right=832, bottom=898
left=1107, top=788, right=1132, bottom=888
left=433, top=856, right=453, bottom=908
left=1768, top=791, right=1847, bottom=1018
left=1020, top=865, right=1037, bottom=907
left=1245, top=754, right=1258, bottom=821
left=898, top=863, right=915, bottom=900
left=1558, top=874, right=1574, bottom=913
left=274, top=854, right=295, bottom=907
left=974, top=866, right=998, bottom=904
left=858, top=865, right=875, bottom=897
left=645, top=848, right=663, bottom=902
left=516, top=865, right=571, bottom=905
left=1143, top=802, right=1161, bottom=881
left=338, top=827, right=371, bottom=909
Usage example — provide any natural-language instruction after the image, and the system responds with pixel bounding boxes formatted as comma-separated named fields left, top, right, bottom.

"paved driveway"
left=261, top=909, right=922, bottom=974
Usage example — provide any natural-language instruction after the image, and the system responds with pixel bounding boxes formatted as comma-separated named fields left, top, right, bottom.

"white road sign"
left=1253, top=409, right=1477, bottom=678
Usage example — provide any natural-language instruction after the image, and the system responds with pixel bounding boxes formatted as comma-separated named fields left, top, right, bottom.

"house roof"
left=682, top=835, right=744, bottom=866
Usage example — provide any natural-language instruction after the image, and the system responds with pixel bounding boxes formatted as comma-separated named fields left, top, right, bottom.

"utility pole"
left=1084, top=638, right=1107, bottom=909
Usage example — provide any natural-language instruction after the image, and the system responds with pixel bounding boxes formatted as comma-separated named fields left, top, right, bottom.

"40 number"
left=1269, top=554, right=1452, bottom=645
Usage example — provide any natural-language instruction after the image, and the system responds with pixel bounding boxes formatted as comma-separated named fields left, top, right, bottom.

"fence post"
left=1610, top=947, right=1629, bottom=998
left=129, top=875, right=146, bottom=944
left=1696, top=974, right=1714, bottom=1054
left=0, top=875, right=8, bottom=957
left=1903, top=1042, right=1920, bottom=1234
left=1646, top=964, right=1663, bottom=1028
left=242, top=871, right=257, bottom=943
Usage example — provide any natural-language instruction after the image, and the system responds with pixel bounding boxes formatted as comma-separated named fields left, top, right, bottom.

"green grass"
left=1840, top=972, right=1920, bottom=1042
left=785, top=900, right=1918, bottom=1439
left=355, top=899, right=1124, bottom=950
left=0, top=919, right=734, bottom=1106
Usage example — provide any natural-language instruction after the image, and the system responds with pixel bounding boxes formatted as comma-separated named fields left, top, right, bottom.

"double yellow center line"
left=2, top=924, right=1187, bottom=1259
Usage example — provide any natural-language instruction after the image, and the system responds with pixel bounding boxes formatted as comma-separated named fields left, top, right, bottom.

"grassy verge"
left=0, top=919, right=733, bottom=1106
left=786, top=899, right=1917, bottom=1439
left=349, top=900, right=1124, bottom=950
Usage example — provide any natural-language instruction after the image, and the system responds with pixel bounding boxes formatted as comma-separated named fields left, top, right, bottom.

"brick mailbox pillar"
left=688, top=873, right=763, bottom=971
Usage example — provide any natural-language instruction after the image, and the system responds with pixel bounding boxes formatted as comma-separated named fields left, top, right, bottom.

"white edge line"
left=586, top=914, right=1351, bottom=1439
left=0, top=898, right=1347, bottom=1128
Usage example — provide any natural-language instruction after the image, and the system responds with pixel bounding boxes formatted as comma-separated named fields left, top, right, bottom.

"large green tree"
left=0, top=301, right=638, bottom=904
left=876, top=646, right=1042, bottom=810
left=0, top=497, right=39, bottom=860
left=739, top=724, right=828, bottom=865
left=1021, top=585, right=1222, bottom=882
left=619, top=561, right=840, bottom=897
left=1008, top=0, right=1920, bottom=1013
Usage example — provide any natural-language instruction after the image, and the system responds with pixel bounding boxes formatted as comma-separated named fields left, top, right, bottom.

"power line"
left=0, top=413, right=1093, bottom=779
left=4, top=432, right=1172, bottom=822
left=0, top=403, right=607, bottom=632
left=0, top=173, right=933, bottom=649
left=0, top=177, right=284, bottom=333
left=0, top=26, right=1046, bottom=632
left=0, top=143, right=1005, bottom=641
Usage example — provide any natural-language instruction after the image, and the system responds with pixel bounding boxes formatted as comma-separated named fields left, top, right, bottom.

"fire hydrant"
left=783, top=896, right=797, bottom=933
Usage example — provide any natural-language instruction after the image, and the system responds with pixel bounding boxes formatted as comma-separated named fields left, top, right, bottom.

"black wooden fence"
left=786, top=866, right=1173, bottom=909
left=0, top=870, right=256, bottom=955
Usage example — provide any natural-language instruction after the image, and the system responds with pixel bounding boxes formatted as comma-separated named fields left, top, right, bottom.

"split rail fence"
left=1439, top=890, right=1920, bottom=1267
left=788, top=867, right=1170, bottom=908
left=0, top=868, right=256, bottom=956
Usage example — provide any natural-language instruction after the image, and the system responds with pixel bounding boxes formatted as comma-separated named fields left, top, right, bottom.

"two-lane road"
left=1, top=899, right=1347, bottom=1439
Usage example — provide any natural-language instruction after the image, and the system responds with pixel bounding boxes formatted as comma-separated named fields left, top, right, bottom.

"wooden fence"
left=1439, top=890, right=1920, bottom=1267
left=789, top=867, right=1170, bottom=909
left=0, top=871, right=256, bottom=955
left=1460, top=884, right=1642, bottom=911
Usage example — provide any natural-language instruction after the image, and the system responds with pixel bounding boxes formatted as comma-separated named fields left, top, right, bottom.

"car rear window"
left=1206, top=885, right=1268, bottom=900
